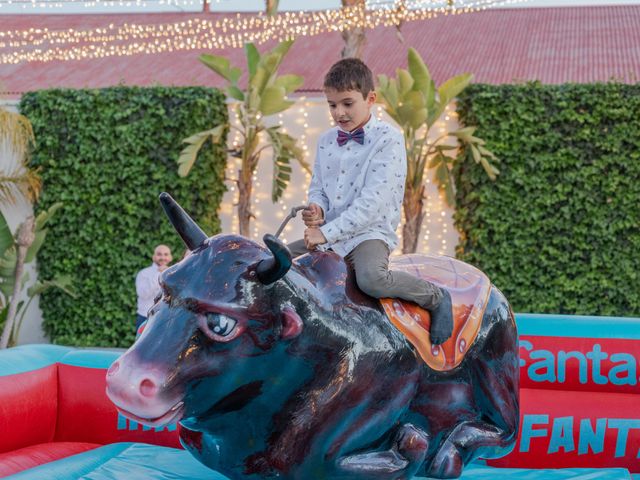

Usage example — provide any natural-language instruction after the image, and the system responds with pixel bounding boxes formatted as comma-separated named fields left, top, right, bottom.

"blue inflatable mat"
left=452, top=464, right=632, bottom=479
left=5, top=443, right=223, bottom=479
left=5, top=442, right=632, bottom=479
left=0, top=344, right=72, bottom=376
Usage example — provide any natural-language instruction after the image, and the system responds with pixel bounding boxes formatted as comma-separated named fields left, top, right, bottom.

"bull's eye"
left=206, top=313, right=237, bottom=337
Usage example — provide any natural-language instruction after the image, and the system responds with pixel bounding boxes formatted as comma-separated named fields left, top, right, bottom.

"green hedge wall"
left=455, top=82, right=640, bottom=316
left=20, top=86, right=228, bottom=347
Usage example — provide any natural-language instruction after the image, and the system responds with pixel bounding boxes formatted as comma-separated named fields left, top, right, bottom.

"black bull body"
left=106, top=194, right=519, bottom=480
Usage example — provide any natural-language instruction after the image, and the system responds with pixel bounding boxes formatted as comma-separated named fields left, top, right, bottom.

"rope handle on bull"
left=274, top=205, right=308, bottom=239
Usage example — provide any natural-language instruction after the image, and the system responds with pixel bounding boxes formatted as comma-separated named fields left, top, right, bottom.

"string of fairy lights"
left=0, top=0, right=220, bottom=9
left=222, top=99, right=458, bottom=255
left=0, top=0, right=423, bottom=10
left=0, top=0, right=528, bottom=64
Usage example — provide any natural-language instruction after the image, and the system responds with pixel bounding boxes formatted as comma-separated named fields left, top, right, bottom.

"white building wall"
left=2, top=97, right=459, bottom=345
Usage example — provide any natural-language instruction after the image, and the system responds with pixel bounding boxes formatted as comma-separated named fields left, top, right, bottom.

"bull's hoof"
left=425, top=439, right=463, bottom=479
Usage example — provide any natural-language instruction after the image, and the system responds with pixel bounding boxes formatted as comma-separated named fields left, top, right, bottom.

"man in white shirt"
left=288, top=58, right=453, bottom=345
left=135, top=244, right=172, bottom=330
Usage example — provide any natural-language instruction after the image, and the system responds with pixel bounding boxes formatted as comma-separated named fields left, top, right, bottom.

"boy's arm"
left=320, top=132, right=406, bottom=244
left=307, top=141, right=329, bottom=216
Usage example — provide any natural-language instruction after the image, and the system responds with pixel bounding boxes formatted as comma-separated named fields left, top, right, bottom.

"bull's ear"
left=256, top=234, right=292, bottom=284
left=281, top=307, right=303, bottom=340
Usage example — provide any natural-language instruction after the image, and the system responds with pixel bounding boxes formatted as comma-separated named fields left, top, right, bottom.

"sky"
left=0, top=0, right=637, bottom=15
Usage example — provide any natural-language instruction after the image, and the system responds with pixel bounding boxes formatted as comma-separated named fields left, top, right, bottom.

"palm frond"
left=266, top=126, right=308, bottom=203
left=0, top=107, right=41, bottom=204
left=0, top=166, right=42, bottom=204
left=0, top=108, right=34, bottom=159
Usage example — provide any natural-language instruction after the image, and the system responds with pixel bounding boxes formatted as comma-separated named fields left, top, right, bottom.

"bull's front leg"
left=425, top=420, right=514, bottom=479
left=334, top=423, right=429, bottom=480
left=423, top=349, right=519, bottom=478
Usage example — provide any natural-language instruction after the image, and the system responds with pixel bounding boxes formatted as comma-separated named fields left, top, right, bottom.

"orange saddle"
left=380, top=254, right=492, bottom=371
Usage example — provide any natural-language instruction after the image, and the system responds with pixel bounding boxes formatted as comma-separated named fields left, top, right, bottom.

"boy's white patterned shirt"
left=308, top=115, right=407, bottom=257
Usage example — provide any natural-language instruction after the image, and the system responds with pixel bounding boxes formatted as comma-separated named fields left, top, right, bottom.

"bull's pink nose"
left=107, top=361, right=120, bottom=376
left=140, top=378, right=159, bottom=397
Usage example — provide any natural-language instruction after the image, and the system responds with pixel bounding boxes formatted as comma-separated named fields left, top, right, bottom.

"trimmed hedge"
left=455, top=82, right=640, bottom=316
left=20, top=86, right=228, bottom=347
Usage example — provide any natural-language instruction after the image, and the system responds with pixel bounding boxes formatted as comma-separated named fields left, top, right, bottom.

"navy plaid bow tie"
left=337, top=127, right=365, bottom=146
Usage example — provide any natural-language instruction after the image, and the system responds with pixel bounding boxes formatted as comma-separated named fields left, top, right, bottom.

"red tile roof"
left=1, top=5, right=639, bottom=98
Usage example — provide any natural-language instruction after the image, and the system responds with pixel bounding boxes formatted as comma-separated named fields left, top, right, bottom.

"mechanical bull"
left=106, top=193, right=519, bottom=480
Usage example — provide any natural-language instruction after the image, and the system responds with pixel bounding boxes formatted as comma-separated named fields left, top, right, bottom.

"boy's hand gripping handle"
left=274, top=205, right=308, bottom=239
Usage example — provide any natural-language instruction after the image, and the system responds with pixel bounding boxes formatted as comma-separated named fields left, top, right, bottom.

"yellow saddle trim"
left=380, top=254, right=492, bottom=371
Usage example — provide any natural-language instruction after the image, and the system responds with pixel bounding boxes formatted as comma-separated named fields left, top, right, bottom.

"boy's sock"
left=426, top=288, right=453, bottom=345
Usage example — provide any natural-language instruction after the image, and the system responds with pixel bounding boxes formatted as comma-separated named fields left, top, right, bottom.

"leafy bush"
left=455, top=82, right=640, bottom=316
left=20, top=86, right=228, bottom=346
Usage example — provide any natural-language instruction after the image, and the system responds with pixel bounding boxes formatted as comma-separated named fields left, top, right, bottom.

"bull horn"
left=256, top=234, right=292, bottom=285
left=159, top=192, right=207, bottom=250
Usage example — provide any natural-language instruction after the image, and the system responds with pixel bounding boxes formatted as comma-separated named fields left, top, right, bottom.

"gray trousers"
left=288, top=239, right=442, bottom=308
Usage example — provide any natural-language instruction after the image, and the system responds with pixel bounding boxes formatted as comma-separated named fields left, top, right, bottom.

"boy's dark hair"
left=323, top=58, right=374, bottom=97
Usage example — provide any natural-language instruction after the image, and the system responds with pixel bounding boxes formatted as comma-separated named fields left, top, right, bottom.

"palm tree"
left=265, top=0, right=278, bottom=16
left=0, top=106, right=41, bottom=204
left=0, top=104, right=46, bottom=348
left=340, top=0, right=367, bottom=59
left=178, top=41, right=308, bottom=237
left=263, top=0, right=369, bottom=59
left=376, top=49, right=498, bottom=253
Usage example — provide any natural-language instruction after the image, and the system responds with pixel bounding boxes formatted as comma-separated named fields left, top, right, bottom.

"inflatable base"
left=3, top=310, right=640, bottom=478
left=3, top=443, right=633, bottom=479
